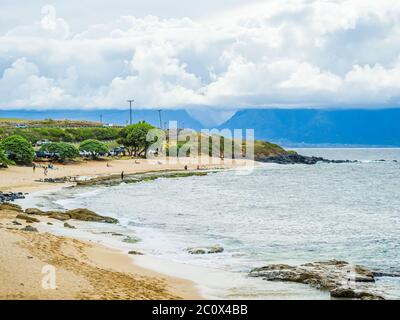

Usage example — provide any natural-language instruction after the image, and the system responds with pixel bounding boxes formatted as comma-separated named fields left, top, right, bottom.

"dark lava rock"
left=256, top=153, right=357, bottom=165
left=128, top=250, right=144, bottom=255
left=0, top=192, right=26, bottom=203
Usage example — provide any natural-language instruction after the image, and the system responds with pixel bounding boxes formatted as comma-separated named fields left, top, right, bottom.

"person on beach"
left=121, top=171, right=124, bottom=180
left=44, top=166, right=48, bottom=176
left=106, top=162, right=111, bottom=167
left=32, top=163, right=36, bottom=172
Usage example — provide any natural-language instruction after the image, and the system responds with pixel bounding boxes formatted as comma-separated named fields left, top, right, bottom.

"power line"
left=127, top=99, right=134, bottom=125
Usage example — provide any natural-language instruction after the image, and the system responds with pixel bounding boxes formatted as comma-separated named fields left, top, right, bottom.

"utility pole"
left=157, top=109, right=163, bottom=129
left=127, top=99, right=134, bottom=125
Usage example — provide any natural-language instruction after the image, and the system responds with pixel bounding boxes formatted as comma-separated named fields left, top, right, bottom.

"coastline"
left=0, top=157, right=254, bottom=300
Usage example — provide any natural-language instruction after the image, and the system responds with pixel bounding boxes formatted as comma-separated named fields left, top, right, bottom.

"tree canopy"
left=40, top=142, right=79, bottom=161
left=1, top=135, right=35, bottom=165
left=117, top=122, right=157, bottom=157
left=79, top=139, right=108, bottom=159
left=0, top=146, right=12, bottom=167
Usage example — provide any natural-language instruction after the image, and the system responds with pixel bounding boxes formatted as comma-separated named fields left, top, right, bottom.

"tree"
left=117, top=122, right=156, bottom=157
left=40, top=142, right=79, bottom=161
left=1, top=135, right=35, bottom=165
left=0, top=146, right=12, bottom=168
left=79, top=139, right=108, bottom=159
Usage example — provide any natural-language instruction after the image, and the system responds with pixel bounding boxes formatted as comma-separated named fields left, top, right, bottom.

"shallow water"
left=20, top=148, right=400, bottom=299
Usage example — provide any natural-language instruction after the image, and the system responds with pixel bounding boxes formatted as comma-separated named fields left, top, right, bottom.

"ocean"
left=18, top=148, right=400, bottom=299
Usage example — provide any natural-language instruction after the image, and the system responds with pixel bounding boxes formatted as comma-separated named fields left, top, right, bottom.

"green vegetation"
left=253, top=140, right=287, bottom=157
left=79, top=139, right=109, bottom=159
left=40, top=142, right=80, bottom=161
left=1, top=135, right=35, bottom=165
left=0, top=127, right=122, bottom=144
left=117, top=122, right=157, bottom=156
left=0, top=146, right=12, bottom=167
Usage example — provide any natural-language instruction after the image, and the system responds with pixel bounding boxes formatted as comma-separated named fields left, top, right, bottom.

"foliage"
left=1, top=135, right=35, bottom=165
left=79, top=139, right=109, bottom=159
left=0, top=127, right=122, bottom=144
left=0, top=146, right=12, bottom=167
left=40, top=142, right=80, bottom=161
left=117, top=122, right=156, bottom=157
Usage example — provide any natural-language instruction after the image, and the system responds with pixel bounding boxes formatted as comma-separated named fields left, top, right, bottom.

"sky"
left=1, top=0, right=400, bottom=119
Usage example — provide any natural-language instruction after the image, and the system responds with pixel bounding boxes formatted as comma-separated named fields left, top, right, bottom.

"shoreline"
left=0, top=157, right=255, bottom=300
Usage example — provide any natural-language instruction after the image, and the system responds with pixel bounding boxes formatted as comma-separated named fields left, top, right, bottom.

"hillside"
left=219, top=109, right=400, bottom=147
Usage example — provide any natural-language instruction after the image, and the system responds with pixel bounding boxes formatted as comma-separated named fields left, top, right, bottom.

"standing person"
left=44, top=166, right=48, bottom=176
left=121, top=171, right=124, bottom=180
left=32, top=163, right=36, bottom=173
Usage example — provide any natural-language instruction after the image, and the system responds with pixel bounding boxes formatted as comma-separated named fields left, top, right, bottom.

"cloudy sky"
left=1, top=0, right=400, bottom=114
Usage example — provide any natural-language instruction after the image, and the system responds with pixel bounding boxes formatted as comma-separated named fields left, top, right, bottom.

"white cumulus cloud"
left=1, top=0, right=400, bottom=111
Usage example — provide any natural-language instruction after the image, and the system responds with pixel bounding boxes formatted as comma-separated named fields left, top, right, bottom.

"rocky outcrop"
left=66, top=208, right=118, bottom=223
left=256, top=153, right=357, bottom=165
left=187, top=245, right=224, bottom=255
left=15, top=214, right=40, bottom=223
left=249, top=260, right=384, bottom=300
left=0, top=203, right=23, bottom=212
left=23, top=207, right=119, bottom=224
left=21, top=225, right=38, bottom=232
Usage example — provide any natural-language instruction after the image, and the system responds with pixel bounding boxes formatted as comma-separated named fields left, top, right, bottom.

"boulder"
left=187, top=245, right=224, bottom=255
left=21, top=225, right=38, bottom=232
left=122, top=236, right=140, bottom=244
left=25, top=208, right=46, bottom=215
left=16, top=214, right=40, bottom=223
left=66, top=208, right=119, bottom=224
left=64, top=222, right=76, bottom=229
left=128, top=250, right=144, bottom=255
left=0, top=203, right=23, bottom=212
left=249, top=260, right=384, bottom=300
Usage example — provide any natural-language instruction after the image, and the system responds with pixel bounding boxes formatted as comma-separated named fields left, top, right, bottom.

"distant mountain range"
left=0, top=109, right=204, bottom=130
left=219, top=109, right=400, bottom=147
left=1, top=108, right=400, bottom=146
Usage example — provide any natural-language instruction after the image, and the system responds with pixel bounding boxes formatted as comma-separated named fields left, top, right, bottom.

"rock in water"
left=63, top=222, right=76, bottom=229
left=128, top=250, right=144, bottom=255
left=66, top=208, right=119, bottom=224
left=122, top=236, right=140, bottom=244
left=187, top=245, right=224, bottom=255
left=16, top=214, right=40, bottom=223
left=249, top=260, right=384, bottom=300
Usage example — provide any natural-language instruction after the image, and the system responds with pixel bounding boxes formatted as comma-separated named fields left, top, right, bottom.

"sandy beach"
left=0, top=157, right=253, bottom=300
left=0, top=157, right=252, bottom=193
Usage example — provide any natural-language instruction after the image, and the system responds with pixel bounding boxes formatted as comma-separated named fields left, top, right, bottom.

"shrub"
left=1, top=135, right=35, bottom=165
left=117, top=122, right=156, bottom=157
left=0, top=146, right=12, bottom=167
left=79, top=139, right=108, bottom=159
left=40, top=142, right=79, bottom=161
